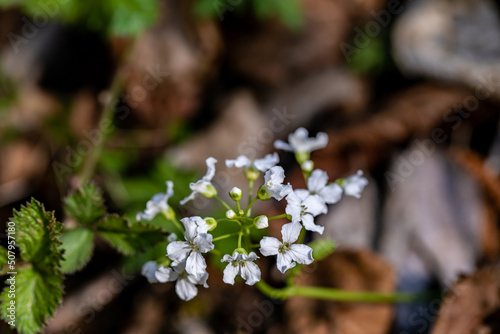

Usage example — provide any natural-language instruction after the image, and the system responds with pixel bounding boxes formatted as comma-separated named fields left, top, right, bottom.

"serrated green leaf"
left=309, top=238, right=336, bottom=261
left=1, top=264, right=64, bottom=334
left=97, top=214, right=164, bottom=256
left=11, top=199, right=64, bottom=269
left=60, top=228, right=95, bottom=274
left=64, top=183, right=106, bottom=225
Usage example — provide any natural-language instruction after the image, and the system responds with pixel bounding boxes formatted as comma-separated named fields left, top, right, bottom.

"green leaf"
left=1, top=264, right=64, bottom=334
left=309, top=238, right=336, bottom=261
left=0, top=247, right=7, bottom=268
left=60, top=227, right=95, bottom=274
left=64, top=183, right=106, bottom=225
left=107, top=0, right=159, bottom=36
left=97, top=214, right=164, bottom=256
left=11, top=199, right=64, bottom=269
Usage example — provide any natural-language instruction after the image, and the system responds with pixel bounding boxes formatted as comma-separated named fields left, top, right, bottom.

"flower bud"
left=301, top=160, right=314, bottom=172
left=257, top=185, right=271, bottom=201
left=245, top=166, right=260, bottom=181
left=294, top=151, right=310, bottom=165
left=229, top=187, right=243, bottom=201
left=226, top=210, right=236, bottom=219
left=204, top=217, right=218, bottom=231
left=201, top=184, right=217, bottom=198
left=163, top=206, right=176, bottom=221
left=254, top=215, right=269, bottom=229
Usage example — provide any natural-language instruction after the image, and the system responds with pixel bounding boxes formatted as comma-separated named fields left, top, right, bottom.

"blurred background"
left=1, top=0, right=500, bottom=333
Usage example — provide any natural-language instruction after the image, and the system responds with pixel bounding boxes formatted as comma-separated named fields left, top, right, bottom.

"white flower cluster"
left=139, top=127, right=368, bottom=301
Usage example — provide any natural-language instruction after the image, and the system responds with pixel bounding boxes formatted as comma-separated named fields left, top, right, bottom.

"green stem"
left=245, top=197, right=258, bottom=217
left=214, top=195, right=232, bottom=211
left=238, top=231, right=243, bottom=248
left=236, top=201, right=241, bottom=214
left=255, top=281, right=420, bottom=303
left=268, top=213, right=289, bottom=221
left=248, top=180, right=254, bottom=206
left=78, top=69, right=125, bottom=186
left=162, top=212, right=184, bottom=234
left=212, top=232, right=240, bottom=242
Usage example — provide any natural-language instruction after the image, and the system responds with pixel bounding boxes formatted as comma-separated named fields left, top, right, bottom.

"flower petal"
left=241, top=261, right=261, bottom=285
left=186, top=251, right=207, bottom=277
left=253, top=153, right=279, bottom=172
left=165, top=180, right=174, bottom=199
left=141, top=261, right=159, bottom=283
left=277, top=252, right=296, bottom=274
left=319, top=183, right=343, bottom=204
left=289, top=244, right=314, bottom=265
left=175, top=277, right=198, bottom=301
left=244, top=252, right=259, bottom=262
left=307, top=169, right=328, bottom=193
left=181, top=217, right=199, bottom=241
left=222, top=262, right=240, bottom=285
left=344, top=170, right=368, bottom=198
left=281, top=221, right=302, bottom=244
left=259, top=237, right=281, bottom=256
left=301, top=214, right=324, bottom=234
left=167, top=241, right=191, bottom=263
left=155, top=266, right=178, bottom=283
left=225, top=155, right=251, bottom=168
left=203, top=157, right=217, bottom=181
left=274, top=139, right=293, bottom=151
left=194, top=233, right=214, bottom=253
left=303, top=194, right=327, bottom=216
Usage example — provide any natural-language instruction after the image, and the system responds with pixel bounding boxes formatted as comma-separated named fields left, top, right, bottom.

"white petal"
left=179, top=192, right=196, bottom=205
left=186, top=252, right=207, bottom=277
left=192, top=216, right=210, bottom=234
left=243, top=252, right=259, bottom=262
left=241, top=261, right=261, bottom=285
left=277, top=252, right=295, bottom=274
left=265, top=166, right=285, bottom=185
left=344, top=170, right=368, bottom=198
left=304, top=132, right=328, bottom=152
left=155, top=266, right=178, bottom=283
left=319, top=183, right=343, bottom=204
left=222, top=262, right=240, bottom=285
left=188, top=272, right=209, bottom=288
left=181, top=217, right=199, bottom=241
left=274, top=139, right=293, bottom=151
left=307, top=169, right=328, bottom=193
left=141, top=261, right=159, bottom=283
left=221, top=253, right=236, bottom=263
left=202, top=157, right=217, bottom=181
left=294, top=189, right=310, bottom=201
left=281, top=222, right=302, bottom=244
left=301, top=214, right=324, bottom=234
left=165, top=180, right=174, bottom=199
left=194, top=233, right=214, bottom=253
left=225, top=155, right=251, bottom=168
left=303, top=194, right=327, bottom=216
left=285, top=201, right=301, bottom=222
left=167, top=241, right=191, bottom=263
left=259, top=237, right=281, bottom=256
left=289, top=244, right=314, bottom=265
left=175, top=277, right=198, bottom=301
left=253, top=153, right=279, bottom=172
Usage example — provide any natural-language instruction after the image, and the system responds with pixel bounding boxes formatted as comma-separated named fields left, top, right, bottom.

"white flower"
left=180, top=157, right=218, bottom=205
left=221, top=252, right=261, bottom=286
left=259, top=222, right=313, bottom=273
left=155, top=262, right=208, bottom=301
left=229, top=187, right=243, bottom=201
left=258, top=166, right=292, bottom=201
left=307, top=169, right=342, bottom=205
left=166, top=217, right=214, bottom=277
left=136, top=181, right=174, bottom=221
left=226, top=210, right=236, bottom=219
left=285, top=190, right=327, bottom=234
left=254, top=215, right=269, bottom=229
left=274, top=128, right=328, bottom=155
left=141, top=261, right=159, bottom=283
left=343, top=170, right=368, bottom=198
left=167, top=233, right=177, bottom=242
left=226, top=153, right=279, bottom=172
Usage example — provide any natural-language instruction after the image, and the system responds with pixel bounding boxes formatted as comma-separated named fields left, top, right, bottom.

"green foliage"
left=1, top=265, right=64, bottom=334
left=309, top=238, right=336, bottom=261
left=60, top=227, right=95, bottom=274
left=194, top=0, right=303, bottom=30
left=10, top=199, right=63, bottom=269
left=97, top=214, right=165, bottom=256
left=64, top=183, right=106, bottom=225
left=347, top=35, right=387, bottom=74
left=0, top=247, right=7, bottom=271
left=1, top=199, right=64, bottom=334
left=0, top=0, right=158, bottom=36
